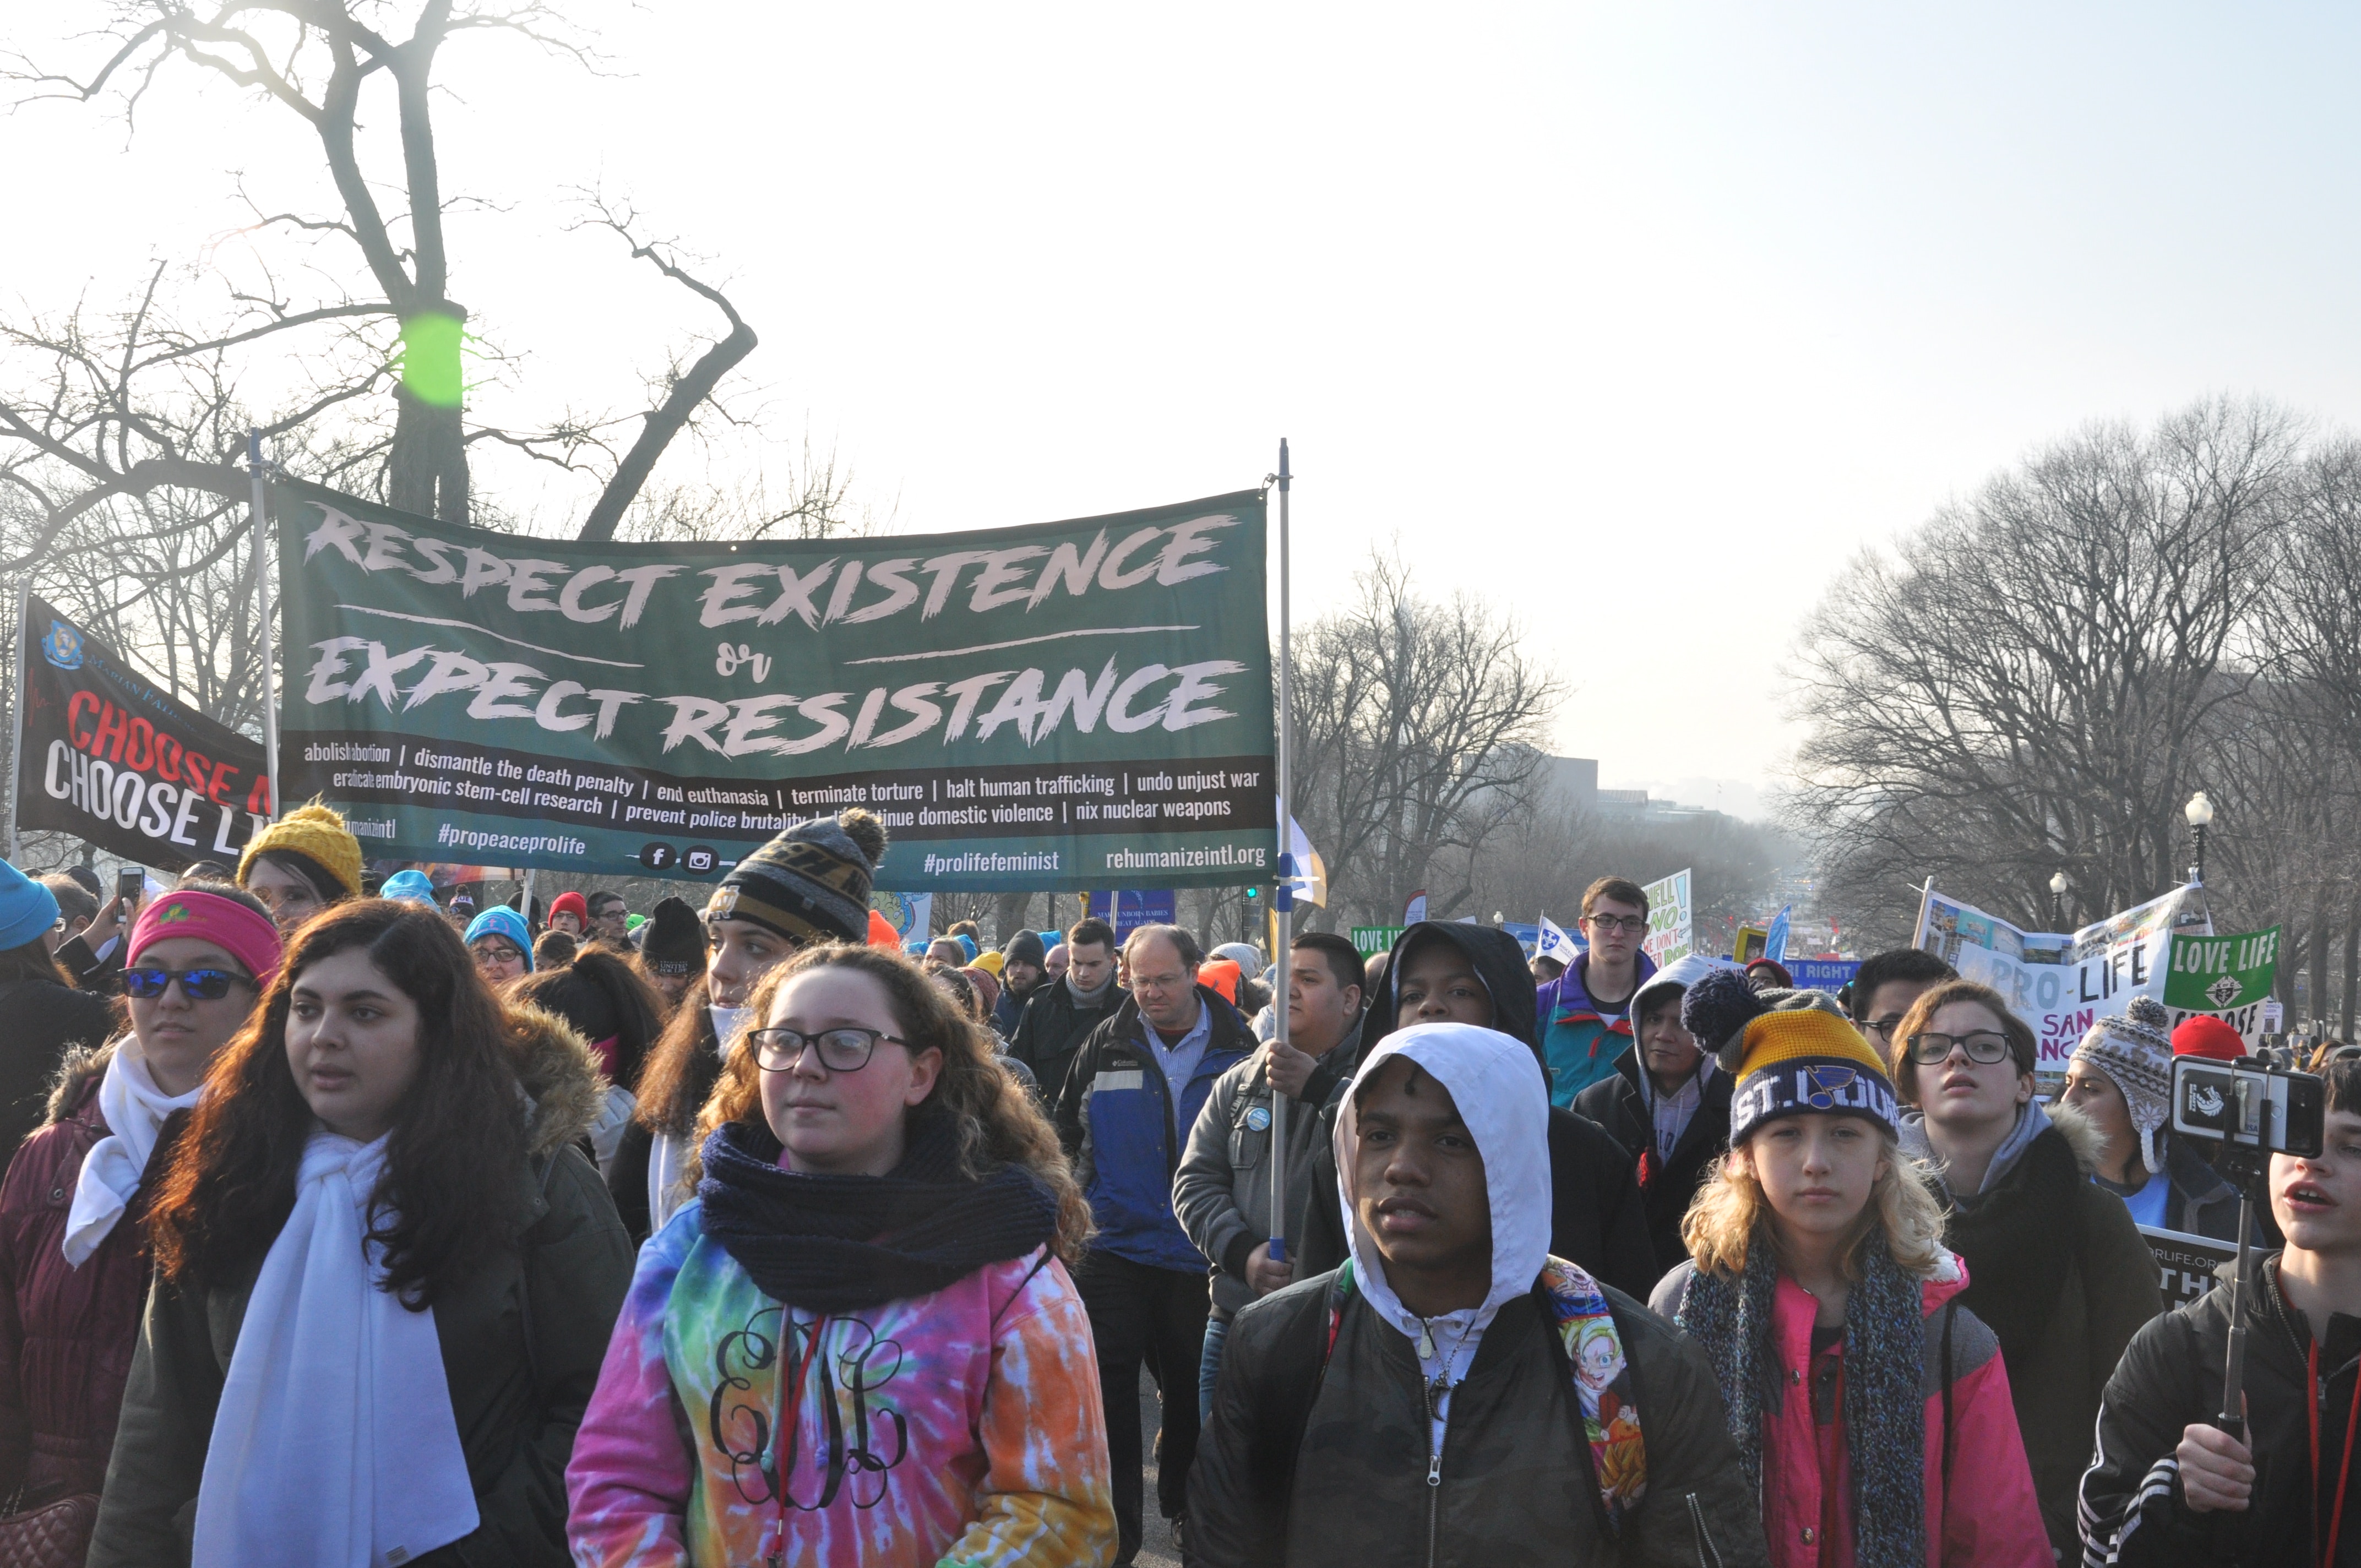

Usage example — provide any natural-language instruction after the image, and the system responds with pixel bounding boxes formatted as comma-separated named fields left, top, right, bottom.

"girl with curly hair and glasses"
left=567, top=943, right=1116, bottom=1567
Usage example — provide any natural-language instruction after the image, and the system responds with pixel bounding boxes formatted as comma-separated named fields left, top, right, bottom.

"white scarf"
left=62, top=1040, right=201, bottom=1267
left=648, top=1005, right=748, bottom=1233
left=193, top=1131, right=479, bottom=1568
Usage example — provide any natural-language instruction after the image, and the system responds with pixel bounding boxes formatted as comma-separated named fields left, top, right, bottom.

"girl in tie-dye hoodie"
left=567, top=944, right=1116, bottom=1568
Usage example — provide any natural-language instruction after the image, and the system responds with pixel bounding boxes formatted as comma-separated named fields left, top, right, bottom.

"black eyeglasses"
left=1585, top=914, right=1647, bottom=935
left=1862, top=1015, right=1906, bottom=1041
left=749, top=1026, right=907, bottom=1074
left=1905, top=1030, right=2014, bottom=1066
left=123, top=966, right=252, bottom=1001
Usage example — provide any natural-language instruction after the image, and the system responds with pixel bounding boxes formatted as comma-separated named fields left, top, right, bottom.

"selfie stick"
left=1269, top=439, right=1293, bottom=1267
left=2216, top=1165, right=2257, bottom=1439
left=2211, top=1074, right=2270, bottom=1440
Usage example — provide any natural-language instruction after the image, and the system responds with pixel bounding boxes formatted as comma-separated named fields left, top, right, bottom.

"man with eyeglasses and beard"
left=1537, top=877, right=1655, bottom=1106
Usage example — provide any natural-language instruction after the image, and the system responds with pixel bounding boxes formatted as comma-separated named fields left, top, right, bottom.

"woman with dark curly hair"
left=88, top=900, right=632, bottom=1568
left=567, top=943, right=1114, bottom=1567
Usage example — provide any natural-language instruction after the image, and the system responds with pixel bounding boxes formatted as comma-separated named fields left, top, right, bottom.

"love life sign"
left=2161, top=927, right=2283, bottom=1045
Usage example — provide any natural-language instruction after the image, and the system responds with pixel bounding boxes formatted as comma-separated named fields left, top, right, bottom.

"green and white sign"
left=1351, top=925, right=1406, bottom=957
left=275, top=478, right=1274, bottom=889
left=1641, top=868, right=1693, bottom=966
left=2164, top=925, right=2282, bottom=1043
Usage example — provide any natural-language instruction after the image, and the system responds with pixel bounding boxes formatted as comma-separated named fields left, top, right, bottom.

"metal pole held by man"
left=1269, top=438, right=1293, bottom=1265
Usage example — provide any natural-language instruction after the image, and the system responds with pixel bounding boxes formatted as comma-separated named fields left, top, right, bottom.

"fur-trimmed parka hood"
left=507, top=1000, right=608, bottom=1159
left=45, top=1036, right=119, bottom=1127
left=2043, top=1099, right=2108, bottom=1174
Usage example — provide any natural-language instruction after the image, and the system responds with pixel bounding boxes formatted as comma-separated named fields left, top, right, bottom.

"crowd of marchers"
left=0, top=812, right=2349, bottom=1567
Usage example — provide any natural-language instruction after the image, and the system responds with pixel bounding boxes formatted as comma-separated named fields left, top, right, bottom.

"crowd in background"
left=0, top=810, right=2348, bottom=1566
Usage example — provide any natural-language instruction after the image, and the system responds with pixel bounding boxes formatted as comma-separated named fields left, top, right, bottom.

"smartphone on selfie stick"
left=2171, top=1053, right=2325, bottom=1440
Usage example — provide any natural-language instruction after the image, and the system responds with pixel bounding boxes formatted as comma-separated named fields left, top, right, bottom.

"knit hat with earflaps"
left=641, top=896, right=705, bottom=977
left=236, top=801, right=365, bottom=900
left=707, top=809, right=887, bottom=946
left=2072, top=995, right=2175, bottom=1175
left=1683, top=967, right=1897, bottom=1145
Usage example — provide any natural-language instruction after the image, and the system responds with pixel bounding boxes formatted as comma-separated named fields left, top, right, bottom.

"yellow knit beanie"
left=1681, top=967, right=1898, bottom=1144
left=236, top=801, right=366, bottom=899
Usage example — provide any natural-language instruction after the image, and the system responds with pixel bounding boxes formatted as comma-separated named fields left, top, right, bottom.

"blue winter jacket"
left=1053, top=985, right=1255, bottom=1273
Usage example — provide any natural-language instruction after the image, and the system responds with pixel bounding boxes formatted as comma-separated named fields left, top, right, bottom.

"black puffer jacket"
left=2080, top=1251, right=2361, bottom=1567
left=1571, top=1049, right=1733, bottom=1277
left=0, top=977, right=114, bottom=1173
left=1188, top=1266, right=1768, bottom=1568
left=1009, top=976, right=1121, bottom=1114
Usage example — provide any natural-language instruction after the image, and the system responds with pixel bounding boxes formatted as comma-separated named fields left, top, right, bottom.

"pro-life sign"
left=2162, top=926, right=2282, bottom=1046
left=2139, top=1225, right=2237, bottom=1313
left=14, top=594, right=271, bottom=871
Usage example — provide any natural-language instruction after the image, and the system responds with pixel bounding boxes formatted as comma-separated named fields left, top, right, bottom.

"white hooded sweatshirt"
left=1333, top=1021, right=1553, bottom=1454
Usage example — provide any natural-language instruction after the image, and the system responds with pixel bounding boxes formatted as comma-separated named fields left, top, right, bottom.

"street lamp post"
left=2184, top=792, right=2215, bottom=885
left=2049, top=870, right=2070, bottom=929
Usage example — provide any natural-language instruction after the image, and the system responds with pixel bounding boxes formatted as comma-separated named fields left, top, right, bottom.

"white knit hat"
left=2072, top=995, right=2174, bottom=1174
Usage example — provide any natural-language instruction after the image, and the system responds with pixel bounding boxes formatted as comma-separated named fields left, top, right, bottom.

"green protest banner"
left=1351, top=925, right=1405, bottom=957
left=274, top=479, right=1274, bottom=889
left=2163, top=925, right=2282, bottom=1044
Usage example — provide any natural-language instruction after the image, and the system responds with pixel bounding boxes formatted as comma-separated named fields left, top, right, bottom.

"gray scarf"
left=1675, top=1232, right=1928, bottom=1568
left=1067, top=968, right=1116, bottom=1008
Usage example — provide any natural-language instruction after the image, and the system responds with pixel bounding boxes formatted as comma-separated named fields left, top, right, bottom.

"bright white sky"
left=13, top=3, right=2361, bottom=824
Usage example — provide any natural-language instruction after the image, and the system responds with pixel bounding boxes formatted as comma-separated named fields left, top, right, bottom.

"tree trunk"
left=2281, top=918, right=2308, bottom=1014
left=2342, top=892, right=2359, bottom=1043
left=388, top=302, right=470, bottom=523
left=387, top=386, right=469, bottom=522
left=991, top=891, right=1035, bottom=946
left=2311, top=884, right=2332, bottom=1033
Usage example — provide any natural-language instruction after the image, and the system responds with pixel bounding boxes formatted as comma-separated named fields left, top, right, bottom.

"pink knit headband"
left=129, top=890, right=285, bottom=991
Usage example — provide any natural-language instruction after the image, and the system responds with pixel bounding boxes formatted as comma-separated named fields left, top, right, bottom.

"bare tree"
left=0, top=2, right=877, bottom=864
left=1290, top=548, right=1565, bottom=926
left=1787, top=396, right=2298, bottom=943
left=2, top=3, right=847, bottom=551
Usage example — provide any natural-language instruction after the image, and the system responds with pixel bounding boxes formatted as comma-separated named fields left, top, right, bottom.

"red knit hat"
left=548, top=891, right=590, bottom=926
left=2172, top=1013, right=2247, bottom=1061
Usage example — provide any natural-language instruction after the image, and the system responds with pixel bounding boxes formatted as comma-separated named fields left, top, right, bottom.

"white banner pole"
left=7, top=575, right=30, bottom=861
left=248, top=431, right=281, bottom=823
left=1270, top=439, right=1294, bottom=1264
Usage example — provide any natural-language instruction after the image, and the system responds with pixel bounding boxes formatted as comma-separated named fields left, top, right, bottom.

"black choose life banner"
left=15, top=594, right=271, bottom=871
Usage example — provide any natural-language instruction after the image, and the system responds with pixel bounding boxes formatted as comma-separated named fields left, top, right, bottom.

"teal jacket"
left=1538, top=950, right=1654, bottom=1107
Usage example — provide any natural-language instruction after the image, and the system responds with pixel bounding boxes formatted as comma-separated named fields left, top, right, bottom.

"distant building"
left=1539, top=755, right=1599, bottom=814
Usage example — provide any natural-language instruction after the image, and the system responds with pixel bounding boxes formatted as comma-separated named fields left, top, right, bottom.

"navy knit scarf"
left=697, top=1113, right=1059, bottom=1311
left=1676, top=1231, right=1927, bottom=1568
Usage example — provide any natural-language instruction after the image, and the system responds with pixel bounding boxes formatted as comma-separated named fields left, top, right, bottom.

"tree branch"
left=573, top=199, right=758, bottom=542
